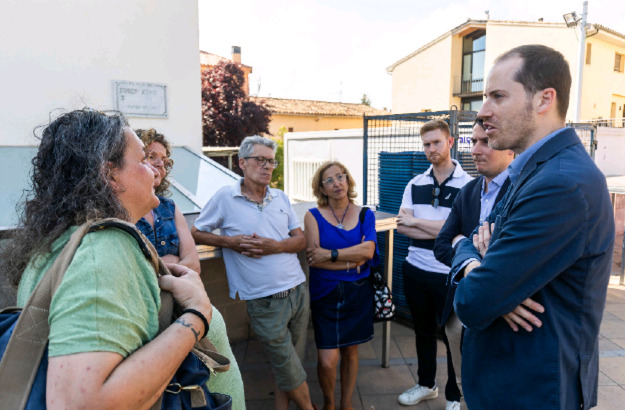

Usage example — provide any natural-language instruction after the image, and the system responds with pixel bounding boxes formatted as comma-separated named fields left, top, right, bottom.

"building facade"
left=1, top=0, right=203, bottom=150
left=250, top=96, right=389, bottom=136
left=387, top=19, right=625, bottom=124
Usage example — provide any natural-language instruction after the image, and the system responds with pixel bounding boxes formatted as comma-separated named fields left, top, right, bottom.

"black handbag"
left=370, top=269, right=396, bottom=322
left=358, top=208, right=396, bottom=322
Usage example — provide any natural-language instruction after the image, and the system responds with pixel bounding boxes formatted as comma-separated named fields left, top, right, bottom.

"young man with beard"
left=396, top=120, right=472, bottom=410
left=451, top=45, right=614, bottom=409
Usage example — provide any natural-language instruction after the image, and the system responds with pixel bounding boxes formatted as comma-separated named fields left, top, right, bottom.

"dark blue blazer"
left=451, top=128, right=614, bottom=410
left=434, top=175, right=510, bottom=325
left=434, top=175, right=511, bottom=267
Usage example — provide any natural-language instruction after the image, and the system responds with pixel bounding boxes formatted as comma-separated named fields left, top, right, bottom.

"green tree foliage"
left=270, top=126, right=286, bottom=190
left=360, top=93, right=371, bottom=106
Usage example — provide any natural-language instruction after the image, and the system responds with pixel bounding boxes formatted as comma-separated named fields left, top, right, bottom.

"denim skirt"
left=310, top=277, right=374, bottom=349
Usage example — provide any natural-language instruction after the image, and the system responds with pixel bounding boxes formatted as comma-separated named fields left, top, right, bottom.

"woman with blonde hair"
left=304, top=161, right=378, bottom=410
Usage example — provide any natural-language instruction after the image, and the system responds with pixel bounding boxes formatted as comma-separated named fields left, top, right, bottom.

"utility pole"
left=574, top=1, right=588, bottom=122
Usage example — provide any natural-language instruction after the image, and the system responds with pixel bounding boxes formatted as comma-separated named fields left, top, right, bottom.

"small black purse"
left=358, top=208, right=396, bottom=322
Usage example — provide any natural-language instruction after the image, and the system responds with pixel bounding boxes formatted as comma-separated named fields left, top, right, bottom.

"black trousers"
left=403, top=261, right=461, bottom=402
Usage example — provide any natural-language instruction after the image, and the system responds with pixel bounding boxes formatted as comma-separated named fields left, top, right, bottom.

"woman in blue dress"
left=135, top=129, right=200, bottom=273
left=304, top=161, right=378, bottom=410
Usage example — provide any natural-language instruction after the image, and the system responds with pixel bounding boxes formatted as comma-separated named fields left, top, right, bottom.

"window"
left=585, top=43, right=591, bottom=64
left=461, top=30, right=486, bottom=93
left=462, top=98, right=483, bottom=112
left=615, top=53, right=624, bottom=73
left=288, top=127, right=294, bottom=132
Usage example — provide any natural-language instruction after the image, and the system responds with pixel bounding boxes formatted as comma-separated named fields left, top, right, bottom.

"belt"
left=270, top=286, right=297, bottom=299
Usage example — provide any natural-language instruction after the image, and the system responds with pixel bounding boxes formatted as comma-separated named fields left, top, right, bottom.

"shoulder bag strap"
left=89, top=218, right=174, bottom=334
left=0, top=220, right=95, bottom=410
left=358, top=207, right=367, bottom=238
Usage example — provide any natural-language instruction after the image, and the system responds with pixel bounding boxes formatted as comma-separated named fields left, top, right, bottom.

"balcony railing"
left=453, top=75, right=484, bottom=96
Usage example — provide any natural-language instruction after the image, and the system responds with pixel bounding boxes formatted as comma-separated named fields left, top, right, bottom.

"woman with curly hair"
left=304, top=161, right=378, bottom=410
left=134, top=128, right=245, bottom=410
left=0, top=109, right=212, bottom=408
left=135, top=129, right=200, bottom=273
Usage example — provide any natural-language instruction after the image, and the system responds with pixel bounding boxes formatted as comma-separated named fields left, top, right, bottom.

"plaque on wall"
left=113, top=81, right=168, bottom=118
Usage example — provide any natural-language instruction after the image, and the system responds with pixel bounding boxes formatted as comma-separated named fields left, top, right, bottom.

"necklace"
left=329, top=203, right=350, bottom=229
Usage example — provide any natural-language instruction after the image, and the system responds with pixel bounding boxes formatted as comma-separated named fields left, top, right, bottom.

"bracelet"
left=346, top=261, right=350, bottom=272
left=182, top=309, right=209, bottom=339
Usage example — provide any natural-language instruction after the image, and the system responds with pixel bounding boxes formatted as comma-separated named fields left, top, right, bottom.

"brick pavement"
left=234, top=275, right=625, bottom=409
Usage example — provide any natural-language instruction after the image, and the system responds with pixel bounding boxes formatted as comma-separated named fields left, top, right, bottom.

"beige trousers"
left=445, top=311, right=464, bottom=396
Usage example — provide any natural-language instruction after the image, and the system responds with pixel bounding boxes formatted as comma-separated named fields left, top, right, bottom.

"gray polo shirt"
left=194, top=180, right=305, bottom=300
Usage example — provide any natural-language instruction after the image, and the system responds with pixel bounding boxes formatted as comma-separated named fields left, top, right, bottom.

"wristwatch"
left=331, top=249, right=339, bottom=263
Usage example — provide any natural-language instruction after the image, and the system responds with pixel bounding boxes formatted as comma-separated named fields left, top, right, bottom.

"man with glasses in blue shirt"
left=192, top=136, right=314, bottom=410
left=396, top=119, right=472, bottom=410
left=433, top=119, right=514, bottom=400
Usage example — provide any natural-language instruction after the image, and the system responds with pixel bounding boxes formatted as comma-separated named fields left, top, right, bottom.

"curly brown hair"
left=0, top=109, right=130, bottom=288
left=311, top=161, right=357, bottom=207
left=134, top=128, right=173, bottom=197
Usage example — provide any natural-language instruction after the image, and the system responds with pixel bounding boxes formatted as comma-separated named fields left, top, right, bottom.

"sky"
left=198, top=0, right=625, bottom=110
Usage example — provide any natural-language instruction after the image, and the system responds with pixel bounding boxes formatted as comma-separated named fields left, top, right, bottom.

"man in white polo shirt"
left=192, top=136, right=313, bottom=410
left=396, top=119, right=472, bottom=410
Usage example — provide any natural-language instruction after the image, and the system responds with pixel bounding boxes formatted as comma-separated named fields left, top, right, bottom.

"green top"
left=206, top=307, right=245, bottom=410
left=17, top=226, right=161, bottom=358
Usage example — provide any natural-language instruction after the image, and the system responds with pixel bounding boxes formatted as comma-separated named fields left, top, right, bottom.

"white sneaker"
left=397, top=383, right=438, bottom=406
left=446, top=400, right=460, bottom=410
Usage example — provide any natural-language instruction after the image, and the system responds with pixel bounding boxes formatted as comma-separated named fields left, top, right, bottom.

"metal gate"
left=364, top=111, right=598, bottom=322
left=567, top=123, right=597, bottom=159
left=363, top=108, right=477, bottom=209
left=363, top=108, right=477, bottom=321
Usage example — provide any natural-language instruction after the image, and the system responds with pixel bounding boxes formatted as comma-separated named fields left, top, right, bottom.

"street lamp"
left=562, top=12, right=580, bottom=28
left=563, top=2, right=588, bottom=122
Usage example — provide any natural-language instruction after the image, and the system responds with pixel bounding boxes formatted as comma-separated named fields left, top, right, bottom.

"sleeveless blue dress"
left=309, top=207, right=379, bottom=349
left=136, top=196, right=179, bottom=255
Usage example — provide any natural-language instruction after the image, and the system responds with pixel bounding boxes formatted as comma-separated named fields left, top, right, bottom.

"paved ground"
left=233, top=274, right=625, bottom=409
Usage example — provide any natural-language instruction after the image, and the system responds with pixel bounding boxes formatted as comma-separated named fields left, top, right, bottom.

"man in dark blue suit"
left=433, top=120, right=514, bottom=397
left=451, top=45, right=614, bottom=409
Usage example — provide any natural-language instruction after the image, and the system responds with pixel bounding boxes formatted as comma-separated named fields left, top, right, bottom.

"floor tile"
left=599, top=370, right=618, bottom=386
left=356, top=364, right=417, bottom=395
left=600, top=338, right=624, bottom=352
left=596, top=385, right=625, bottom=409
left=600, top=356, right=625, bottom=384
left=361, top=393, right=429, bottom=410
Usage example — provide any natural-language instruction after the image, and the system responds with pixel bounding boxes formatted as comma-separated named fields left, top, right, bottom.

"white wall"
left=595, top=127, right=625, bottom=177
left=284, top=129, right=364, bottom=205
left=0, top=0, right=202, bottom=151
left=391, top=34, right=454, bottom=114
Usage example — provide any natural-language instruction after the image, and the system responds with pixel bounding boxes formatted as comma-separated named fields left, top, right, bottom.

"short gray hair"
left=239, top=135, right=276, bottom=159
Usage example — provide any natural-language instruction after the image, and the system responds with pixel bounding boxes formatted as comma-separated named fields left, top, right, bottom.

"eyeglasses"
left=473, top=118, right=485, bottom=130
left=244, top=156, right=279, bottom=168
left=322, top=174, right=348, bottom=186
left=145, top=151, right=173, bottom=169
left=431, top=187, right=440, bottom=208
